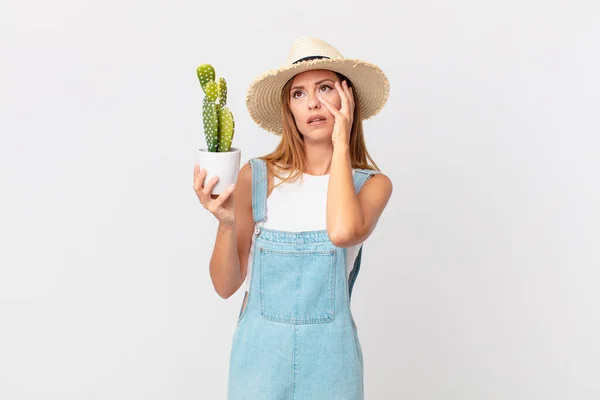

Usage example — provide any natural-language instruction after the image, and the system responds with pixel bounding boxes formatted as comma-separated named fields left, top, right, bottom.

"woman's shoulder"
left=360, top=171, right=392, bottom=198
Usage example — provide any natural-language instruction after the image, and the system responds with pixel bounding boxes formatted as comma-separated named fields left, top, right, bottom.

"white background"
left=1, top=0, right=599, bottom=398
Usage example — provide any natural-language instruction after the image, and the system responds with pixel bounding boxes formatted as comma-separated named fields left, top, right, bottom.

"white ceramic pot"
left=197, top=147, right=241, bottom=195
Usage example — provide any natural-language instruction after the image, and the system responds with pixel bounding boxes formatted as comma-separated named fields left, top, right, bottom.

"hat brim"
left=245, top=58, right=390, bottom=135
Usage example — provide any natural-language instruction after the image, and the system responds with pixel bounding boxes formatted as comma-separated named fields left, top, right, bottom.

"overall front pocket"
left=258, top=247, right=336, bottom=324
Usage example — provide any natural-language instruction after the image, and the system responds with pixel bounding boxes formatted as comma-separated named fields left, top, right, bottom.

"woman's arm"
left=326, top=145, right=393, bottom=247
left=209, top=163, right=254, bottom=299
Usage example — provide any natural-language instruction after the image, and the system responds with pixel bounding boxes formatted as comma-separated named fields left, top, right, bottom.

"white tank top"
left=243, top=168, right=364, bottom=293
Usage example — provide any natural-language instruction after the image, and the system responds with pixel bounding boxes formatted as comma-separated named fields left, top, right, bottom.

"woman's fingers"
left=211, top=183, right=235, bottom=208
left=194, top=165, right=229, bottom=209
left=202, top=174, right=219, bottom=197
left=194, top=164, right=206, bottom=194
left=193, top=164, right=205, bottom=190
left=193, top=165, right=212, bottom=208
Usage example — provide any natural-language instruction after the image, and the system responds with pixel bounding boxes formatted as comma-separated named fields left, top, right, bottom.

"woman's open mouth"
left=308, top=119, right=326, bottom=126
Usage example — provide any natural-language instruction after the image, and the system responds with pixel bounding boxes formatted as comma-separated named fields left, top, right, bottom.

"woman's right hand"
left=193, top=164, right=236, bottom=228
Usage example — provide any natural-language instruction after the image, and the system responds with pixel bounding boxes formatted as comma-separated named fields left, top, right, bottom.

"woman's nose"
left=308, top=95, right=321, bottom=110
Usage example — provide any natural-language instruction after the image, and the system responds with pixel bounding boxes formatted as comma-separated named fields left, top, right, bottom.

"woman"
left=193, top=36, right=392, bottom=399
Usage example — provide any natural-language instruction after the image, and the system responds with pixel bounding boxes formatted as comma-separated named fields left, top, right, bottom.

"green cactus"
left=196, top=64, right=235, bottom=152
left=202, top=97, right=219, bottom=152
left=217, top=77, right=227, bottom=108
left=218, top=106, right=235, bottom=152
left=196, top=64, right=215, bottom=91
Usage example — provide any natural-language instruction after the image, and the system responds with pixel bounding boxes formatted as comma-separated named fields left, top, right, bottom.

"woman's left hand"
left=318, top=80, right=354, bottom=149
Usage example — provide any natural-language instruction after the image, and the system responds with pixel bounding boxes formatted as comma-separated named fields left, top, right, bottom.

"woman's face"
left=288, top=69, right=342, bottom=140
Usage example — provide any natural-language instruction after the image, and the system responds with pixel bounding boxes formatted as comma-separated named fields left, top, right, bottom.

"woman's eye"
left=291, top=85, right=331, bottom=99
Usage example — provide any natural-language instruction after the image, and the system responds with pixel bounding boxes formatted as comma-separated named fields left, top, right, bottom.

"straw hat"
left=245, top=36, right=390, bottom=135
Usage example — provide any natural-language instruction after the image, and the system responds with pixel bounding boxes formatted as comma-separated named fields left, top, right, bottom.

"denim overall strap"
left=352, top=168, right=381, bottom=194
left=348, top=168, right=382, bottom=302
left=248, top=158, right=268, bottom=224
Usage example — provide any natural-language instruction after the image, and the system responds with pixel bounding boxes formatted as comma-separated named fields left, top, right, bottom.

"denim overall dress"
left=227, top=158, right=380, bottom=400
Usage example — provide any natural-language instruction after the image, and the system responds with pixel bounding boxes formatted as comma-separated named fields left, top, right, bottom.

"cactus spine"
left=197, top=64, right=235, bottom=152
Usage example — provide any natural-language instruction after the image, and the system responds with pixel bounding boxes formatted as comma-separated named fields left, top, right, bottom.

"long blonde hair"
left=258, top=71, right=381, bottom=189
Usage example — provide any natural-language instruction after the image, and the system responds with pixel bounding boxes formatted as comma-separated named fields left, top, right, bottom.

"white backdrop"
left=1, top=0, right=599, bottom=398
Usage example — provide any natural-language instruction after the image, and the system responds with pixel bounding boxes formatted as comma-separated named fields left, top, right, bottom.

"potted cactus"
left=196, top=63, right=241, bottom=195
